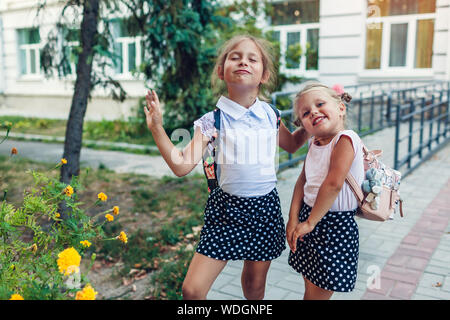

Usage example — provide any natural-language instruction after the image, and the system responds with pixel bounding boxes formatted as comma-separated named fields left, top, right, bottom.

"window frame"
left=270, top=23, right=320, bottom=78
left=362, top=10, right=436, bottom=77
left=113, top=32, right=143, bottom=80
left=17, top=28, right=42, bottom=79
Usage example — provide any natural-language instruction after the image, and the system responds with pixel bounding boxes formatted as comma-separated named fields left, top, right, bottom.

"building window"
left=111, top=19, right=143, bottom=76
left=17, top=28, right=41, bottom=76
left=61, top=27, right=80, bottom=75
left=365, top=0, right=435, bottom=70
left=269, top=0, right=320, bottom=75
left=270, top=0, right=320, bottom=25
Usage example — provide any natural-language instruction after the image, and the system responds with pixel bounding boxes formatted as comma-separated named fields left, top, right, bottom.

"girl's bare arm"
left=286, top=164, right=306, bottom=251
left=144, top=90, right=209, bottom=177
left=278, top=122, right=310, bottom=153
left=150, top=125, right=209, bottom=177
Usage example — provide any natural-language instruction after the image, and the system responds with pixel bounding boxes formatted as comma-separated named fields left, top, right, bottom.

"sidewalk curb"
left=0, top=132, right=159, bottom=152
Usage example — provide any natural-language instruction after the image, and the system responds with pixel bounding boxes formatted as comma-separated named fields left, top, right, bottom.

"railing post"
left=407, top=100, right=414, bottom=170
left=394, top=103, right=401, bottom=171
left=386, top=93, right=392, bottom=125
left=419, top=97, right=425, bottom=160
left=358, top=92, right=363, bottom=133
left=370, top=91, right=374, bottom=131
left=428, top=94, right=435, bottom=152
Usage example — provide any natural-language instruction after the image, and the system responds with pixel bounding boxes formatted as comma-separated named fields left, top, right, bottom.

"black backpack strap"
left=213, top=108, right=221, bottom=131
left=203, top=108, right=220, bottom=193
left=268, top=103, right=281, bottom=129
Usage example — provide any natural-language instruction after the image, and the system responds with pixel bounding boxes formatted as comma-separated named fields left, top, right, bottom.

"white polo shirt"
left=194, top=96, right=279, bottom=197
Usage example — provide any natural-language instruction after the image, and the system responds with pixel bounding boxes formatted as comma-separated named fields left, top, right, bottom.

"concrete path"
left=207, top=127, right=450, bottom=300
left=0, top=138, right=202, bottom=178
left=1, top=128, right=449, bottom=300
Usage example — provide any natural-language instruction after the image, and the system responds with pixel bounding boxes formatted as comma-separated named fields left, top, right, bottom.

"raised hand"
left=144, top=89, right=163, bottom=131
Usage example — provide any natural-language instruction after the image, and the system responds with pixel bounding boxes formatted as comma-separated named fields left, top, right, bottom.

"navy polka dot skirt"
left=196, top=187, right=286, bottom=261
left=288, top=202, right=359, bottom=292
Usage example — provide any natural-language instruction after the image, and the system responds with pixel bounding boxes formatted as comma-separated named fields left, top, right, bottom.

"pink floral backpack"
left=345, top=145, right=404, bottom=221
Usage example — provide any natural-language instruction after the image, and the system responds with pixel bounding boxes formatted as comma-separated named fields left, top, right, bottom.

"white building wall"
left=0, top=16, right=5, bottom=96
left=434, top=0, right=450, bottom=81
left=317, top=0, right=364, bottom=86
left=0, top=0, right=145, bottom=120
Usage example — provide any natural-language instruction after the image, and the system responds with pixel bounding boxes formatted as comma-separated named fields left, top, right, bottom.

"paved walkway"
left=1, top=129, right=449, bottom=300
left=207, top=128, right=450, bottom=300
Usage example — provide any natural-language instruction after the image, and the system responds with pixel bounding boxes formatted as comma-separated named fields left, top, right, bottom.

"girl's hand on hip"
left=144, top=89, right=163, bottom=130
left=291, top=221, right=315, bottom=252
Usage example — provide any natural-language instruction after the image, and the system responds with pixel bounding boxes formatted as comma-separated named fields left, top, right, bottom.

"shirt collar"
left=216, top=96, right=266, bottom=120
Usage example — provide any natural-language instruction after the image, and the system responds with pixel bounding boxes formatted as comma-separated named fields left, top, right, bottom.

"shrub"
left=0, top=158, right=127, bottom=300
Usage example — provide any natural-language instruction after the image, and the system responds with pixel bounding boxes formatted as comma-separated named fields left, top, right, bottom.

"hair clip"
left=332, top=84, right=345, bottom=95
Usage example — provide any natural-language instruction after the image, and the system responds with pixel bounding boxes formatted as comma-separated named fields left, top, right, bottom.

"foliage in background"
left=39, top=0, right=305, bottom=140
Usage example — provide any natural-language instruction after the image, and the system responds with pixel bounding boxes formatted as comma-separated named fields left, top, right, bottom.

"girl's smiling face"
left=296, top=89, right=346, bottom=142
left=218, top=39, right=269, bottom=91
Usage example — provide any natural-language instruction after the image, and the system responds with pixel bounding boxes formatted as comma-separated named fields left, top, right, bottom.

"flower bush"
left=0, top=156, right=126, bottom=300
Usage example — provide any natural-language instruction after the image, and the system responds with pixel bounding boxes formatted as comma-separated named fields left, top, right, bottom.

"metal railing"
left=393, top=87, right=450, bottom=177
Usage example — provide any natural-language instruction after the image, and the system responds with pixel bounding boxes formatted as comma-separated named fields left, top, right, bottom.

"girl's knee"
left=241, top=276, right=266, bottom=300
left=182, top=281, right=207, bottom=300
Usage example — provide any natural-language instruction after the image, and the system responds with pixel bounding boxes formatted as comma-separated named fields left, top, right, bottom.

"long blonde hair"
left=210, top=35, right=277, bottom=101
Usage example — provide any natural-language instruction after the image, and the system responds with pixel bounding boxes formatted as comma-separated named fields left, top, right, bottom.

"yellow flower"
left=97, top=192, right=107, bottom=202
left=57, top=247, right=81, bottom=276
left=105, top=214, right=114, bottom=222
left=9, top=294, right=24, bottom=300
left=64, top=185, right=74, bottom=197
left=75, top=284, right=98, bottom=300
left=55, top=212, right=60, bottom=218
left=61, top=158, right=67, bottom=164
left=30, top=243, right=37, bottom=253
left=117, top=231, right=128, bottom=244
left=112, top=206, right=119, bottom=216
left=80, top=240, right=91, bottom=248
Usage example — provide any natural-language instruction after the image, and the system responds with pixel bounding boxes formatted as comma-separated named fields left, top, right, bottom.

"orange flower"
left=75, top=284, right=98, bottom=300
left=97, top=192, right=107, bottom=202
left=80, top=240, right=91, bottom=248
left=117, top=231, right=128, bottom=244
left=64, top=185, right=74, bottom=197
left=11, top=147, right=18, bottom=155
left=57, top=247, right=81, bottom=276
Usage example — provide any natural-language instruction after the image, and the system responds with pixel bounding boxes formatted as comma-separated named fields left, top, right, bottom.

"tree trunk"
left=60, top=0, right=100, bottom=185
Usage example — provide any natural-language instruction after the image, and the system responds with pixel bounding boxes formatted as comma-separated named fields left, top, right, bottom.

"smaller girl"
left=286, top=82, right=364, bottom=300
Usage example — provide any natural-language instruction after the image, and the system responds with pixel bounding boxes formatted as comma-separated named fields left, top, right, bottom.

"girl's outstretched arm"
left=278, top=122, right=310, bottom=153
left=290, top=135, right=354, bottom=252
left=144, top=90, right=209, bottom=177
left=286, top=163, right=306, bottom=252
